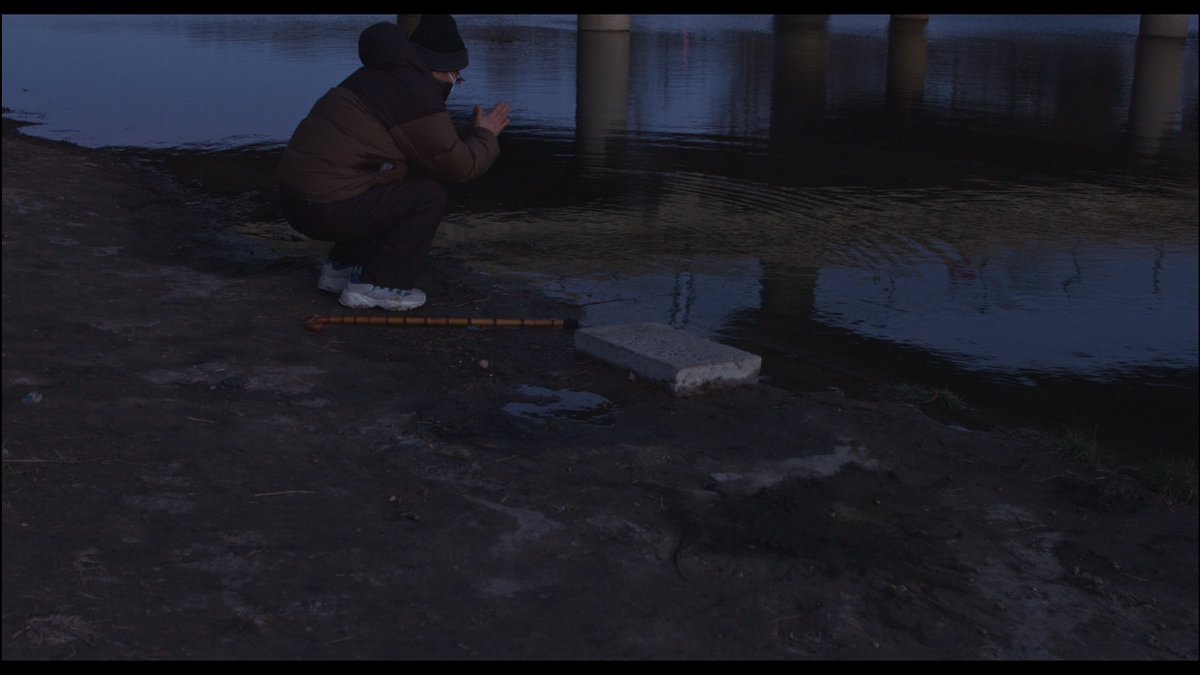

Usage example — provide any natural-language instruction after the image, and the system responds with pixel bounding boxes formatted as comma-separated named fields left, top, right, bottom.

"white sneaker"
left=317, top=260, right=359, bottom=294
left=339, top=280, right=427, bottom=311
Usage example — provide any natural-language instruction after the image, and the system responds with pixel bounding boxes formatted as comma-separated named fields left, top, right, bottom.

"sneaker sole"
left=338, top=290, right=425, bottom=311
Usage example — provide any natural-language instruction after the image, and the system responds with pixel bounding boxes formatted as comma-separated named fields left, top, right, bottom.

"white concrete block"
left=574, top=322, right=761, bottom=395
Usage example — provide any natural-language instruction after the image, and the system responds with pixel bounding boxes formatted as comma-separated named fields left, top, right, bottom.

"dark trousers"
left=280, top=179, right=446, bottom=290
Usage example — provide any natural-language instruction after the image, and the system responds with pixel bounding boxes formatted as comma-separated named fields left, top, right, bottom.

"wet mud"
left=2, top=118, right=1196, bottom=660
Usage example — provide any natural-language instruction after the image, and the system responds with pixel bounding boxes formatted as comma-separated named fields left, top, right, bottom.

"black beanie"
left=399, top=14, right=468, bottom=72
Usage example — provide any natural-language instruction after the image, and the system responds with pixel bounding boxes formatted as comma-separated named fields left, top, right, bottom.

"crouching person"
left=276, top=16, right=510, bottom=310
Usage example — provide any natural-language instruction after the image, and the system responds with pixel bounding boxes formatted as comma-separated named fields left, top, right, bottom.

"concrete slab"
left=574, top=322, right=761, bottom=395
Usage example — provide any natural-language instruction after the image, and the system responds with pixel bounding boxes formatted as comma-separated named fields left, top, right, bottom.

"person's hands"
left=473, top=102, right=511, bottom=136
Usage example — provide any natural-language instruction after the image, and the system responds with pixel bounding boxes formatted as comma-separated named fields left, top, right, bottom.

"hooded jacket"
left=275, top=22, right=499, bottom=202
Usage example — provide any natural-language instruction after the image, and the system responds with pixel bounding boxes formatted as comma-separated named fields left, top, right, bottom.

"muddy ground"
left=2, top=118, right=1197, bottom=660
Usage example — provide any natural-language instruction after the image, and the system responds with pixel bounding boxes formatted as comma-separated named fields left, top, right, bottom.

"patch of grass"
left=880, top=384, right=968, bottom=412
left=1057, top=425, right=1102, bottom=467
left=1145, top=457, right=1198, bottom=505
left=930, top=388, right=968, bottom=412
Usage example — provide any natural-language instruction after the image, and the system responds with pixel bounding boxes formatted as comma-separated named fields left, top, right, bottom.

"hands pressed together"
left=473, top=102, right=511, bottom=136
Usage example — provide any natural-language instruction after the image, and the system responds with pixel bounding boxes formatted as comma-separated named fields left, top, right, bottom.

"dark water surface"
left=4, top=14, right=1197, bottom=461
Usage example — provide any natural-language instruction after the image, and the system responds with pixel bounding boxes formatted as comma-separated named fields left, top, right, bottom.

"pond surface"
left=4, top=14, right=1197, bottom=460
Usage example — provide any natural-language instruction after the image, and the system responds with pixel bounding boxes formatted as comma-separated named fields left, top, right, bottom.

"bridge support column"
left=773, top=15, right=829, bottom=32
left=1139, top=15, right=1188, bottom=38
left=887, top=17, right=928, bottom=109
left=1129, top=30, right=1186, bottom=154
left=576, top=29, right=630, bottom=158
left=578, top=15, right=630, bottom=32
left=770, top=14, right=830, bottom=142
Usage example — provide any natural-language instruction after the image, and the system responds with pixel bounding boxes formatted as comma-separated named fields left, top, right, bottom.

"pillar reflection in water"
left=575, top=29, right=630, bottom=160
left=886, top=17, right=928, bottom=111
left=762, top=15, right=830, bottom=318
left=1128, top=34, right=1186, bottom=155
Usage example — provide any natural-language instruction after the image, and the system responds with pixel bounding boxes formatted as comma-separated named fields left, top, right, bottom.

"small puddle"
left=502, top=385, right=616, bottom=425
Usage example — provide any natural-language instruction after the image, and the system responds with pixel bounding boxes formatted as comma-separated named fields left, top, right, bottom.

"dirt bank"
left=2, top=118, right=1196, bottom=660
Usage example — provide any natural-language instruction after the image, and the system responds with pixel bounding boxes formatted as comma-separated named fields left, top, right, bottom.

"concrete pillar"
left=770, top=14, right=830, bottom=133
left=773, top=15, right=830, bottom=32
left=1129, top=33, right=1186, bottom=153
left=578, top=15, right=630, bottom=32
left=887, top=17, right=928, bottom=109
left=576, top=29, right=630, bottom=158
left=1139, top=15, right=1189, bottom=38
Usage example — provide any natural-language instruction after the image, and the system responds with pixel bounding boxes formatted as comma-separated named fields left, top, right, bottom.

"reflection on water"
left=812, top=244, right=1197, bottom=376
left=3, top=14, right=1197, bottom=457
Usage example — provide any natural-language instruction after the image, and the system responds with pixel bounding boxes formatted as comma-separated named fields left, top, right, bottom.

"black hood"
left=338, top=21, right=453, bottom=131
left=357, top=22, right=422, bottom=70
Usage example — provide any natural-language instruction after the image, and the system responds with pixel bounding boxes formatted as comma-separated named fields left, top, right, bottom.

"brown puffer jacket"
left=275, top=21, right=499, bottom=203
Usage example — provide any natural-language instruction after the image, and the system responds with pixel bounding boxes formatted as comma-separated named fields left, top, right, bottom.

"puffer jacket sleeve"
left=388, top=109, right=500, bottom=185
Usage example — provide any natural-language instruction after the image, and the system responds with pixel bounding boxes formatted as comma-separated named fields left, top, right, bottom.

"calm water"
left=4, top=14, right=1197, bottom=459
